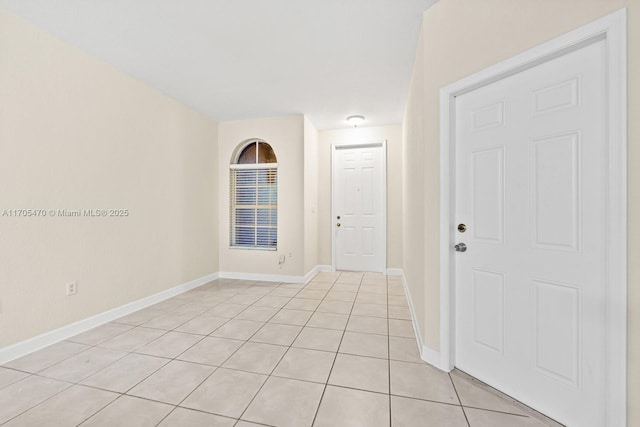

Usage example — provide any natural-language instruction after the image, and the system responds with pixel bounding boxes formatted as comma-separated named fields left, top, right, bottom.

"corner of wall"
left=303, top=116, right=320, bottom=273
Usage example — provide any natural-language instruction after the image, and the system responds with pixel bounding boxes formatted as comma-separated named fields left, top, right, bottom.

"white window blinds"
left=230, top=164, right=277, bottom=249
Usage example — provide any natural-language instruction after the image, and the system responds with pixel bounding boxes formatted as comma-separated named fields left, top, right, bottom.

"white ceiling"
left=0, top=0, right=436, bottom=130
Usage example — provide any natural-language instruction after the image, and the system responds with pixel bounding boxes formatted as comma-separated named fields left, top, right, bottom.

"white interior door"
left=333, top=143, right=385, bottom=272
left=454, top=39, right=607, bottom=426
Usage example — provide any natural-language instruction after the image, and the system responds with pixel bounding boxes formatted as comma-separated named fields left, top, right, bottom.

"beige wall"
left=403, top=0, right=638, bottom=422
left=0, top=9, right=219, bottom=348
left=318, top=125, right=403, bottom=269
left=403, top=30, right=426, bottom=338
left=304, top=117, right=320, bottom=273
left=218, top=115, right=307, bottom=277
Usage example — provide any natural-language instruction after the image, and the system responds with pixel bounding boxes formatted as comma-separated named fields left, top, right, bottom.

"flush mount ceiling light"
left=346, top=115, right=365, bottom=127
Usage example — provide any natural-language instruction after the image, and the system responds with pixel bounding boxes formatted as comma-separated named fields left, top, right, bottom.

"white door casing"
left=332, top=142, right=386, bottom=273
left=439, top=9, right=626, bottom=427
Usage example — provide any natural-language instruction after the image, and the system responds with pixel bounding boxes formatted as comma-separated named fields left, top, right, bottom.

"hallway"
left=1, top=272, right=560, bottom=426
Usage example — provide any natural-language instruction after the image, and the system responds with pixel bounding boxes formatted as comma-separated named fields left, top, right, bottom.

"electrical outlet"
left=65, top=281, right=77, bottom=296
left=278, top=255, right=286, bottom=265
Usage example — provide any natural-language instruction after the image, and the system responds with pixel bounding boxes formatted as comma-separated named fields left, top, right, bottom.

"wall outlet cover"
left=65, top=281, right=77, bottom=296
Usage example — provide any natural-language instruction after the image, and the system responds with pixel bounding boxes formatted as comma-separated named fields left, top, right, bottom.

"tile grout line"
left=5, top=274, right=546, bottom=427
left=2, top=330, right=179, bottom=426
left=0, top=377, right=76, bottom=427
left=145, top=277, right=318, bottom=425
left=228, top=286, right=312, bottom=424
left=73, top=282, right=262, bottom=426
left=75, top=394, right=128, bottom=427
left=450, top=370, right=559, bottom=421
left=159, top=278, right=308, bottom=423
left=0, top=274, right=406, bottom=427
left=58, top=283, right=258, bottom=427
left=13, top=342, right=140, bottom=424
left=310, top=271, right=365, bottom=427
left=235, top=274, right=345, bottom=425
left=448, top=371, right=472, bottom=427
left=145, top=279, right=284, bottom=427
left=157, top=280, right=302, bottom=425
left=0, top=281, right=231, bottom=426
left=308, top=273, right=348, bottom=427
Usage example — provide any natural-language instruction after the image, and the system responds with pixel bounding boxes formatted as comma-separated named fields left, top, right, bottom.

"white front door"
left=455, top=39, right=607, bottom=426
left=333, top=143, right=386, bottom=272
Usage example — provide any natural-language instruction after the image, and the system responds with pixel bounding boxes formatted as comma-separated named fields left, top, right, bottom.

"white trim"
left=303, top=265, right=333, bottom=283
left=331, top=140, right=387, bottom=273
left=218, top=271, right=306, bottom=284
left=0, top=264, right=338, bottom=365
left=231, top=138, right=274, bottom=164
left=399, top=269, right=449, bottom=370
left=334, top=142, right=383, bottom=150
left=438, top=9, right=627, bottom=426
left=400, top=270, right=424, bottom=357
left=420, top=345, right=445, bottom=369
left=603, top=11, right=627, bottom=427
left=386, top=268, right=403, bottom=276
left=0, top=272, right=219, bottom=365
left=218, top=265, right=332, bottom=284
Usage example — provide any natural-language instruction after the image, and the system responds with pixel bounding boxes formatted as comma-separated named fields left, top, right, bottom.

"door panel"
left=471, top=147, right=504, bottom=242
left=455, top=39, right=606, bottom=426
left=532, top=279, right=580, bottom=387
left=334, top=144, right=385, bottom=272
left=472, top=269, right=505, bottom=354
left=531, top=133, right=580, bottom=250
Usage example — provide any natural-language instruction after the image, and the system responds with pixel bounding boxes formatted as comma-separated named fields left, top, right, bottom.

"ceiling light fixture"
left=346, top=115, right=365, bottom=128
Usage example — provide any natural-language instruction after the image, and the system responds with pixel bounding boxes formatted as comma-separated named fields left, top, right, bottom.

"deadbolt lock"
left=337, top=215, right=341, bottom=220
left=457, top=223, right=467, bottom=233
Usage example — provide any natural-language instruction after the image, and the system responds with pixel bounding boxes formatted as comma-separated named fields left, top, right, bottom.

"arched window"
left=230, top=141, right=278, bottom=249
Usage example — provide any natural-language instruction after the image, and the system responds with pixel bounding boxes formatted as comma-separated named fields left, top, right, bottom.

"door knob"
left=454, top=243, right=467, bottom=252
left=337, top=223, right=341, bottom=227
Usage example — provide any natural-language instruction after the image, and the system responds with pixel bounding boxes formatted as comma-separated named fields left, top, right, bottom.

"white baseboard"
left=399, top=269, right=426, bottom=356
left=2, top=266, right=439, bottom=369
left=399, top=269, right=450, bottom=372
left=0, top=272, right=218, bottom=365
left=219, top=271, right=306, bottom=284
left=421, top=344, right=447, bottom=369
left=303, top=265, right=333, bottom=283
left=219, top=265, right=332, bottom=285
left=386, top=268, right=403, bottom=276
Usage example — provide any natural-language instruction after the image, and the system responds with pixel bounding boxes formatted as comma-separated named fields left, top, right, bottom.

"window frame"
left=229, top=141, right=278, bottom=250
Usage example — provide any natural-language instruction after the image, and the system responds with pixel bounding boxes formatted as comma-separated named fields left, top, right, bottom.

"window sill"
left=229, top=245, right=277, bottom=251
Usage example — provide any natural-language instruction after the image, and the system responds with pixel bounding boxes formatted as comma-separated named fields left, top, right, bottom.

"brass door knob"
left=337, top=223, right=341, bottom=227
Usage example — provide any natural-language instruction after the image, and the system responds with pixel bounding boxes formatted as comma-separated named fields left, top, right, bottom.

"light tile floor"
left=0, top=272, right=563, bottom=426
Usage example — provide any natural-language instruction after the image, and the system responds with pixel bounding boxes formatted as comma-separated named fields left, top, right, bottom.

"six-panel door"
left=455, top=39, right=607, bottom=426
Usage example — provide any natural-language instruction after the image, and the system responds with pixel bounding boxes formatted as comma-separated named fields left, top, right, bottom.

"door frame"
left=438, top=9, right=627, bottom=426
left=331, top=140, right=387, bottom=273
